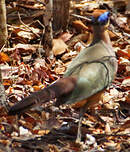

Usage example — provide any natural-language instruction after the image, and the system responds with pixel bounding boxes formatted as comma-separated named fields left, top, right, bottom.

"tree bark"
left=0, top=0, right=8, bottom=49
left=42, top=0, right=53, bottom=58
left=42, top=0, right=70, bottom=57
left=53, top=0, right=70, bottom=33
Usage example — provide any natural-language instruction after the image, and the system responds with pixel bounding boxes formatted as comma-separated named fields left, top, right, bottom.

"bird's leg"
left=76, top=103, right=87, bottom=143
left=76, top=109, right=83, bottom=143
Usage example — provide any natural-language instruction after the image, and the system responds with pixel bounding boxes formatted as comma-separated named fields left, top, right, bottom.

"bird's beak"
left=71, top=14, right=92, bottom=24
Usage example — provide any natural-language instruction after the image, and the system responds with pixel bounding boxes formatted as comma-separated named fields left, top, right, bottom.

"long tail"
left=8, top=77, right=77, bottom=115
left=8, top=88, right=51, bottom=115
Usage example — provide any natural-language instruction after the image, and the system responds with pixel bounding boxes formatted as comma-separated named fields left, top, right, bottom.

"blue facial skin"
left=98, top=12, right=110, bottom=24
left=91, top=12, right=110, bottom=25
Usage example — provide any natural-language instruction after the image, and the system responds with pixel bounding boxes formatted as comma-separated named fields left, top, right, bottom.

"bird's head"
left=91, top=10, right=110, bottom=26
left=71, top=10, right=111, bottom=44
left=72, top=9, right=110, bottom=28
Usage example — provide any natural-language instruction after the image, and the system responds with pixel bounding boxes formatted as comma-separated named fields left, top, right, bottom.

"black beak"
left=71, top=14, right=92, bottom=24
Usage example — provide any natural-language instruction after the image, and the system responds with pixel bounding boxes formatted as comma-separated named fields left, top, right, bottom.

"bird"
left=8, top=10, right=117, bottom=143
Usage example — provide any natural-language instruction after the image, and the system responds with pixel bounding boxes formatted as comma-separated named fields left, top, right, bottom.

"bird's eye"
left=97, top=12, right=110, bottom=24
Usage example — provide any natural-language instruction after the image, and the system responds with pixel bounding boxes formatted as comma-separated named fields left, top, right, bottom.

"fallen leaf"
left=72, top=20, right=89, bottom=31
left=120, top=120, right=130, bottom=131
left=105, top=122, right=111, bottom=134
left=122, top=76, right=130, bottom=86
left=117, top=49, right=130, bottom=59
left=59, top=32, right=73, bottom=42
left=37, top=130, right=50, bottom=136
left=19, top=126, right=32, bottom=136
left=0, top=52, right=10, bottom=63
left=15, top=43, right=36, bottom=53
left=33, top=85, right=41, bottom=91
left=52, top=38, right=68, bottom=56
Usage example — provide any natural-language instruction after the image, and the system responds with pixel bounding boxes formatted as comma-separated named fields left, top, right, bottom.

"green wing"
left=61, top=41, right=117, bottom=104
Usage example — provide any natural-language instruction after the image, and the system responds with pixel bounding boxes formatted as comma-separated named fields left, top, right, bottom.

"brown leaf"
left=19, top=120, right=33, bottom=130
left=15, top=44, right=37, bottom=54
left=37, top=130, right=50, bottom=136
left=108, top=30, right=118, bottom=41
left=3, top=79, right=12, bottom=86
left=1, top=65, right=18, bottom=79
left=126, top=93, right=130, bottom=103
left=61, top=51, right=77, bottom=61
left=119, top=120, right=130, bottom=131
left=0, top=52, right=10, bottom=63
left=72, top=20, right=89, bottom=32
left=122, top=76, right=130, bottom=86
left=114, top=0, right=127, bottom=12
left=104, top=141, right=120, bottom=151
left=74, top=2, right=99, bottom=12
left=52, top=38, right=68, bottom=56
left=105, top=122, right=111, bottom=134
left=33, top=85, right=41, bottom=91
left=117, top=50, right=130, bottom=59
left=59, top=32, right=73, bottom=42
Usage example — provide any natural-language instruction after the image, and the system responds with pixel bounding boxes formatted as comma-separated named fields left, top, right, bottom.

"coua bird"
left=8, top=10, right=117, bottom=142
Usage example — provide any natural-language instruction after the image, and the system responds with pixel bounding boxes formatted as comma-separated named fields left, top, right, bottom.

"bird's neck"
left=92, top=25, right=112, bottom=46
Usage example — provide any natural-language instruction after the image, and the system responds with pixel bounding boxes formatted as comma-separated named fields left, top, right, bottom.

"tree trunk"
left=53, top=0, right=70, bottom=33
left=42, top=0, right=53, bottom=58
left=0, top=0, right=8, bottom=49
left=42, top=0, right=70, bottom=58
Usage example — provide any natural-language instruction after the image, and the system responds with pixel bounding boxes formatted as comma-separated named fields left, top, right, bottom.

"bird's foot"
left=75, top=133, right=82, bottom=144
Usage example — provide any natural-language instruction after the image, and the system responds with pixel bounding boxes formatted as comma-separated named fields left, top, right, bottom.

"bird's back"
left=59, top=40, right=117, bottom=105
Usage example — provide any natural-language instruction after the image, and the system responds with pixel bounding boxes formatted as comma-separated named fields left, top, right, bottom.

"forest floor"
left=0, top=0, right=130, bottom=152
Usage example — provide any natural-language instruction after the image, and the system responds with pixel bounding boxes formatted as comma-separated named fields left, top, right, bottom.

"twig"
left=108, top=27, right=130, bottom=44
left=17, top=12, right=40, bottom=38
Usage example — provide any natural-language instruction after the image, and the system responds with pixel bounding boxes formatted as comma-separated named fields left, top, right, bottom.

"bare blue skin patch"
left=91, top=12, right=110, bottom=25
left=98, top=12, right=110, bottom=24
